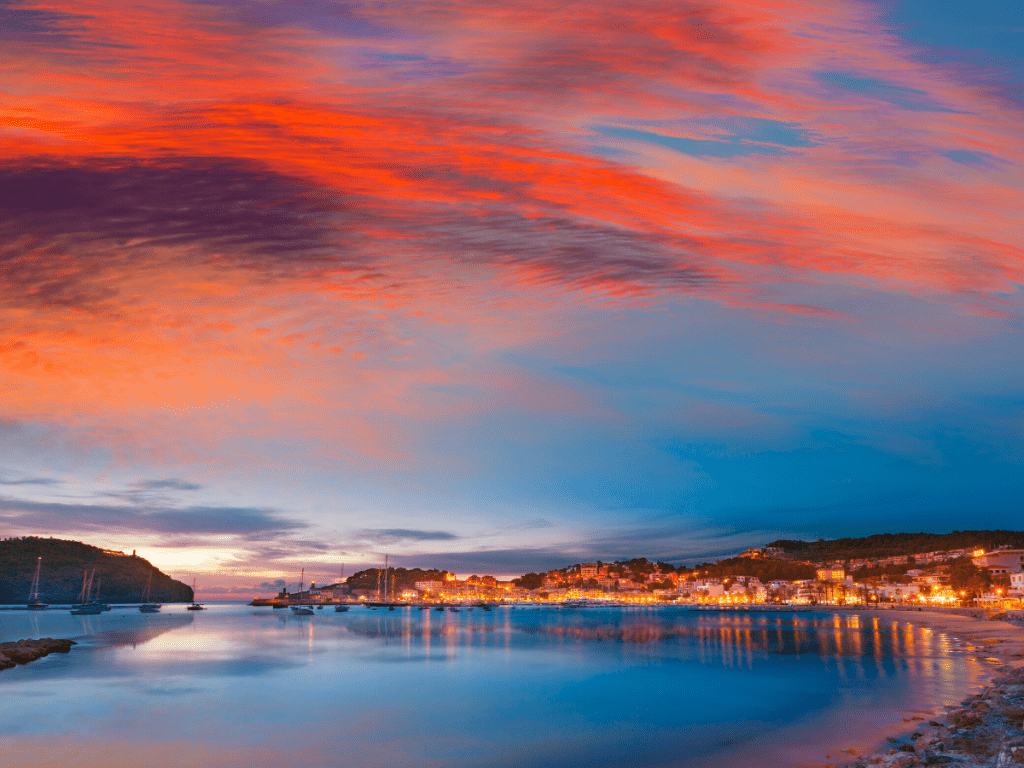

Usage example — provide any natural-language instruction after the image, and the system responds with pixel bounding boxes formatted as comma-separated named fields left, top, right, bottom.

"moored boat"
left=27, top=557, right=48, bottom=610
left=71, top=569, right=103, bottom=614
left=138, top=572, right=161, bottom=613
left=187, top=577, right=204, bottom=610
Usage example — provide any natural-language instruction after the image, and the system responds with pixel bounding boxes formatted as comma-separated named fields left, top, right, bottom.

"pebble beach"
left=837, top=609, right=1024, bottom=768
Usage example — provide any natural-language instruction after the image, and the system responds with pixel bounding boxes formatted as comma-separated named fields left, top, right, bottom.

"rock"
left=915, top=733, right=942, bottom=751
left=947, top=710, right=983, bottom=728
left=911, top=732, right=924, bottom=740
left=0, top=638, right=76, bottom=671
left=898, top=744, right=915, bottom=752
left=886, top=754, right=922, bottom=767
left=3, top=646, right=43, bottom=664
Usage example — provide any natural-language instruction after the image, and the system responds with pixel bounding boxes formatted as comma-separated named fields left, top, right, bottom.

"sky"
left=1, top=0, right=1022, bottom=596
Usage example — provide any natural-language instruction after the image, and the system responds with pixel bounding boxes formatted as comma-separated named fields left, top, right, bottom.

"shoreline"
left=824, top=607, right=1024, bottom=768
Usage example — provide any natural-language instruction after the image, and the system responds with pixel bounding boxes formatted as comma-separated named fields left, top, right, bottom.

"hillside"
left=766, top=530, right=1024, bottom=562
left=346, top=567, right=451, bottom=594
left=0, top=537, right=193, bottom=604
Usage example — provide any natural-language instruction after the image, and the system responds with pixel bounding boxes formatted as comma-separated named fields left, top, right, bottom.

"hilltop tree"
left=512, top=573, right=544, bottom=590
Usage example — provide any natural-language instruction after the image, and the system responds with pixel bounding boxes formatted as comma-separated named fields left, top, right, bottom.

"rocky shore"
left=838, top=610, right=1024, bottom=768
left=0, top=638, right=76, bottom=670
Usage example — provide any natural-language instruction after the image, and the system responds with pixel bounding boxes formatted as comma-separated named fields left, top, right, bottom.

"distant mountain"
left=766, top=530, right=1024, bottom=562
left=0, top=537, right=193, bottom=604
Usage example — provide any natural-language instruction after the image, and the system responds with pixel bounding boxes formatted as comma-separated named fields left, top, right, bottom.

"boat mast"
left=376, top=562, right=383, bottom=601
left=85, top=568, right=95, bottom=602
left=79, top=570, right=88, bottom=607
left=384, top=554, right=389, bottom=602
left=299, top=568, right=304, bottom=602
left=29, top=557, right=42, bottom=601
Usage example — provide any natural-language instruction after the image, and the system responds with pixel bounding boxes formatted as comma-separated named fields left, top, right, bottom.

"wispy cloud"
left=130, top=479, right=203, bottom=492
left=353, top=528, right=460, bottom=543
left=0, top=496, right=305, bottom=535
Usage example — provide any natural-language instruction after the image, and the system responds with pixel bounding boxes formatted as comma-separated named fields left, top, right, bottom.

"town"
left=260, top=541, right=1024, bottom=610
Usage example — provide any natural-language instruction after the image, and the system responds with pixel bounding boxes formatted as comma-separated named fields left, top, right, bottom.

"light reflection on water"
left=0, top=606, right=986, bottom=768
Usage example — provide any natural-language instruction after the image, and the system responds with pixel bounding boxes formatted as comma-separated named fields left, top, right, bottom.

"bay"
left=0, top=605, right=986, bottom=768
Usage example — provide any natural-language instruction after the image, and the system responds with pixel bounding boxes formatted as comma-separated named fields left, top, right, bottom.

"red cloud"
left=1, top=0, right=1021, bottom=463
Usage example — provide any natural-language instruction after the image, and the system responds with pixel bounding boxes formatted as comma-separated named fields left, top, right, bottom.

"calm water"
left=0, top=605, right=987, bottom=768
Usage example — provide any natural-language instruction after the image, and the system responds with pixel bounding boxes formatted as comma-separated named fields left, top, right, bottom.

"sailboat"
left=290, top=568, right=314, bottom=614
left=86, top=573, right=111, bottom=611
left=335, top=563, right=349, bottom=611
left=139, top=571, right=162, bottom=612
left=71, top=570, right=103, bottom=615
left=364, top=554, right=409, bottom=608
left=187, top=577, right=205, bottom=611
left=27, top=557, right=48, bottom=610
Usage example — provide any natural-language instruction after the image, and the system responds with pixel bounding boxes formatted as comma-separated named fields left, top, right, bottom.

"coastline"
left=825, top=607, right=1024, bottom=768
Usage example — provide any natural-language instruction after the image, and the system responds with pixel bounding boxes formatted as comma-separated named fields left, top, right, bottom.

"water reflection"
left=0, top=606, right=986, bottom=768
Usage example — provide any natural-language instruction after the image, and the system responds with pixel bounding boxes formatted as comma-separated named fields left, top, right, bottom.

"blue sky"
left=0, top=0, right=1021, bottom=590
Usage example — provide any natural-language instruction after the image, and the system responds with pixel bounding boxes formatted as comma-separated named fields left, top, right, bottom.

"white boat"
left=187, top=578, right=204, bottom=611
left=27, top=557, right=48, bottom=610
left=334, top=604, right=349, bottom=612
left=86, top=573, right=111, bottom=611
left=139, top=572, right=162, bottom=613
left=71, top=569, right=104, bottom=614
left=291, top=606, right=315, bottom=615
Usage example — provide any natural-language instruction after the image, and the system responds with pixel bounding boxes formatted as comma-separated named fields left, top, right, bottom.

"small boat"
left=27, top=557, right=48, bottom=610
left=334, top=604, right=349, bottom=612
left=86, top=574, right=111, bottom=611
left=448, top=606, right=460, bottom=612
left=317, top=605, right=323, bottom=610
left=291, top=606, right=315, bottom=615
left=187, top=578, right=204, bottom=610
left=71, top=570, right=104, bottom=614
left=139, top=572, right=161, bottom=613
left=434, top=605, right=445, bottom=612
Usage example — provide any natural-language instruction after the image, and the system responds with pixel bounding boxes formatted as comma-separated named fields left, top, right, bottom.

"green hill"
left=766, top=530, right=1024, bottom=562
left=0, top=537, right=193, bottom=604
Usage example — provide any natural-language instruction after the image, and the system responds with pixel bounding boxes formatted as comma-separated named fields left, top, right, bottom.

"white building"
left=972, top=549, right=1024, bottom=575
left=1009, top=572, right=1024, bottom=595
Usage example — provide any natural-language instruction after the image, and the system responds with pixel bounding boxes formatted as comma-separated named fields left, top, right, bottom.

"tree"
left=512, top=572, right=544, bottom=590
left=947, top=557, right=991, bottom=600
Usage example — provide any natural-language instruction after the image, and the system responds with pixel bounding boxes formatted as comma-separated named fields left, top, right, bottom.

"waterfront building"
left=1009, top=572, right=1024, bottom=596
left=816, top=567, right=846, bottom=581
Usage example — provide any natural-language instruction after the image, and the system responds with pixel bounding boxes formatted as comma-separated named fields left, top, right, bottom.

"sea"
left=0, top=604, right=989, bottom=768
